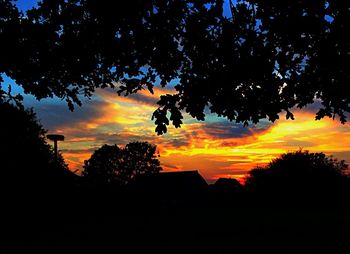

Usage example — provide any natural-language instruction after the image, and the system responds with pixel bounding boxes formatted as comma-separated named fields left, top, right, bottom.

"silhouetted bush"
left=213, top=178, right=242, bottom=192
left=209, top=178, right=244, bottom=206
left=245, top=150, right=349, bottom=206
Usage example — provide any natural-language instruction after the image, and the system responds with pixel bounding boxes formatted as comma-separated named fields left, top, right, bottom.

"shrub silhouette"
left=245, top=150, right=348, bottom=205
left=83, top=142, right=162, bottom=187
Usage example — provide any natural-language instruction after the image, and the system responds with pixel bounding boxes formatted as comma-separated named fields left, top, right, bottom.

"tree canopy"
left=245, top=150, right=349, bottom=203
left=82, top=142, right=162, bottom=186
left=0, top=101, right=70, bottom=193
left=1, top=0, right=349, bottom=134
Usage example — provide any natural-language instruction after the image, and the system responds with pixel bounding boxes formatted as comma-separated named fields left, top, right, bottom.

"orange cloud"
left=42, top=88, right=350, bottom=184
left=158, top=110, right=350, bottom=182
left=62, top=151, right=92, bottom=175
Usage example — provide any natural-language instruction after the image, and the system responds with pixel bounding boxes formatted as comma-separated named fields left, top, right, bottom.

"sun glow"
left=43, top=88, right=350, bottom=183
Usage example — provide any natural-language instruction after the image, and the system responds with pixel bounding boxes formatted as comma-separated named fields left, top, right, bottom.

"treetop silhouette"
left=0, top=102, right=71, bottom=193
left=82, top=142, right=162, bottom=187
left=245, top=150, right=349, bottom=204
left=1, top=0, right=349, bottom=134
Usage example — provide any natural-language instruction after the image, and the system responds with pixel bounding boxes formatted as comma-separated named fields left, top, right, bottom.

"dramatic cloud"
left=24, top=86, right=350, bottom=183
left=30, top=99, right=108, bottom=130
left=200, top=120, right=271, bottom=139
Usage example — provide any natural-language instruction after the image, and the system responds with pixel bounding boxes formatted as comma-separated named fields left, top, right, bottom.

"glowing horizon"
left=30, top=86, right=350, bottom=184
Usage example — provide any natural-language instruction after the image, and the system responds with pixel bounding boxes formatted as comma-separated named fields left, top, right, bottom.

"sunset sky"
left=5, top=0, right=350, bottom=183
left=11, top=82, right=350, bottom=183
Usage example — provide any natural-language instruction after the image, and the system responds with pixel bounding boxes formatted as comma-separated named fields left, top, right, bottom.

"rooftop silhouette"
left=129, top=170, right=208, bottom=195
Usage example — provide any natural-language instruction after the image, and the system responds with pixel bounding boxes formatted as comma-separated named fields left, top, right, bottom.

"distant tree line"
left=1, top=102, right=350, bottom=207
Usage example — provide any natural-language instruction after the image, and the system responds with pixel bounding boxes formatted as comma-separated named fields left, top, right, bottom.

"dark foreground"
left=3, top=190, right=350, bottom=254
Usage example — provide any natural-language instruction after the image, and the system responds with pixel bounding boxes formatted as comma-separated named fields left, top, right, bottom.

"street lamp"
left=47, top=134, right=64, bottom=160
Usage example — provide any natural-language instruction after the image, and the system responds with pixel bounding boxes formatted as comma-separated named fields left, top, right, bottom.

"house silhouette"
left=129, top=170, right=208, bottom=197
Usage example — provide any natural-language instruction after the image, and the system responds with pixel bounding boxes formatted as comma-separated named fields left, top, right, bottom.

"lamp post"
left=47, top=134, right=65, bottom=160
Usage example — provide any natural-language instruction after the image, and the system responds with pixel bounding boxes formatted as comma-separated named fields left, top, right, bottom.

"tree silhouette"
left=245, top=150, right=348, bottom=204
left=0, top=102, right=70, bottom=194
left=82, top=142, right=162, bottom=187
left=123, top=141, right=162, bottom=176
left=1, top=1, right=349, bottom=133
